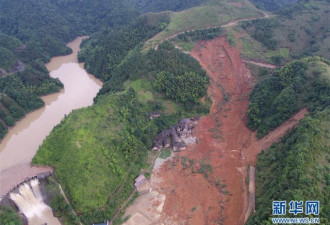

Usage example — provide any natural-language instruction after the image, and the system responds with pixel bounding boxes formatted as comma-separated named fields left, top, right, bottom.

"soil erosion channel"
left=155, top=37, right=307, bottom=225
left=0, top=37, right=102, bottom=195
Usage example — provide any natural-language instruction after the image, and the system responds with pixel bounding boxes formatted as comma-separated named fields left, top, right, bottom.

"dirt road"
left=154, top=3, right=270, bottom=50
left=243, top=60, right=277, bottom=69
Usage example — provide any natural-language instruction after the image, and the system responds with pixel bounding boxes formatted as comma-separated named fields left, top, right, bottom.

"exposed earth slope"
left=122, top=37, right=308, bottom=225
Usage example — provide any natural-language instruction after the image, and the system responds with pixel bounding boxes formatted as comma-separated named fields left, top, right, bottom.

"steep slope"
left=246, top=108, right=329, bottom=224
left=143, top=0, right=264, bottom=49
left=247, top=57, right=330, bottom=137
left=239, top=0, right=330, bottom=64
left=245, top=57, right=329, bottom=224
left=33, top=91, right=156, bottom=224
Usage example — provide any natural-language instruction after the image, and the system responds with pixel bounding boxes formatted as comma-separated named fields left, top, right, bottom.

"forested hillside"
left=32, top=89, right=183, bottom=224
left=93, top=41, right=208, bottom=109
left=247, top=57, right=330, bottom=137
left=78, top=11, right=209, bottom=109
left=246, top=108, right=329, bottom=224
left=1, top=0, right=328, bottom=224
left=246, top=56, right=329, bottom=223
left=0, top=32, right=63, bottom=138
left=250, top=0, right=297, bottom=11
left=241, top=0, right=330, bottom=64
left=132, top=0, right=207, bottom=12
left=0, top=0, right=212, bottom=139
left=78, top=14, right=170, bottom=81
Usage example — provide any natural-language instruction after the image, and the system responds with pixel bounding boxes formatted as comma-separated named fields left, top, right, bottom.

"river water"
left=0, top=36, right=102, bottom=171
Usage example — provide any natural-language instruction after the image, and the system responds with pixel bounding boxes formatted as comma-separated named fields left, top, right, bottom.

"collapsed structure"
left=152, top=118, right=198, bottom=152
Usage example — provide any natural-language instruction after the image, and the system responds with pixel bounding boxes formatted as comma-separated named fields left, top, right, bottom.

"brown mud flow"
left=156, top=37, right=307, bottom=225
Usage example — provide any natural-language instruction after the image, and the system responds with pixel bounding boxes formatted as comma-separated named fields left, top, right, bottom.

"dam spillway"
left=9, top=179, right=61, bottom=225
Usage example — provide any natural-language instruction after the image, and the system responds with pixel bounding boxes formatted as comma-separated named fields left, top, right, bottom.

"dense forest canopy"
left=246, top=108, right=330, bottom=224
left=78, top=13, right=170, bottom=81
left=247, top=57, right=330, bottom=137
left=90, top=41, right=209, bottom=109
left=242, top=0, right=330, bottom=64
left=250, top=0, right=298, bottom=11
left=0, top=0, right=211, bottom=139
left=0, top=206, right=23, bottom=225
left=132, top=0, right=208, bottom=12
left=0, top=0, right=328, bottom=224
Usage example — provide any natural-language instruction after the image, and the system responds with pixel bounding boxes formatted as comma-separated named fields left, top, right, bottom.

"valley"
left=0, top=0, right=329, bottom=225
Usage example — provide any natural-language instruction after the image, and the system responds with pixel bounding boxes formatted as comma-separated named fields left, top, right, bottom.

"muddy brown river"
left=0, top=36, right=102, bottom=171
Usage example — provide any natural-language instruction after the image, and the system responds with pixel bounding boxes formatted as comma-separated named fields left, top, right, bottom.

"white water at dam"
left=9, top=179, right=61, bottom=225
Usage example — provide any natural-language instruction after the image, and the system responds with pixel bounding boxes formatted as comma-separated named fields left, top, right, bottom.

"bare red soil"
left=157, top=37, right=307, bottom=225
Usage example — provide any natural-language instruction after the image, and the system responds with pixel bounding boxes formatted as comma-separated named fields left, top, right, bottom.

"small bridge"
left=0, top=162, right=53, bottom=200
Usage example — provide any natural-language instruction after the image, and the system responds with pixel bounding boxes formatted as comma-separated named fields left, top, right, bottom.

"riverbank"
left=0, top=37, right=102, bottom=216
left=0, top=37, right=102, bottom=172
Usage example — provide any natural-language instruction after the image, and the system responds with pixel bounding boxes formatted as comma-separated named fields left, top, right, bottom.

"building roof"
left=135, top=174, right=146, bottom=183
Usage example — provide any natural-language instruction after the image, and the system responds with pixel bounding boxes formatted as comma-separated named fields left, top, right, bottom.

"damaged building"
left=152, top=118, right=198, bottom=152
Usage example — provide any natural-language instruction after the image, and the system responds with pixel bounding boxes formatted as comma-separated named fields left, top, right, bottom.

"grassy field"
left=266, top=48, right=290, bottom=59
left=124, top=79, right=154, bottom=103
left=125, top=77, right=211, bottom=115
left=144, top=0, right=263, bottom=49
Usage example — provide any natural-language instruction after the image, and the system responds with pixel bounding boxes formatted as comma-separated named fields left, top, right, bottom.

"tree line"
left=0, top=0, right=206, bottom=139
left=247, top=57, right=330, bottom=138
left=246, top=108, right=329, bottom=224
left=176, top=27, right=224, bottom=42
left=246, top=56, right=330, bottom=223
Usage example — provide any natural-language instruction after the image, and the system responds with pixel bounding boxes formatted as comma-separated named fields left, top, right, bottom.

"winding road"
left=154, top=2, right=270, bottom=50
left=154, top=0, right=276, bottom=70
